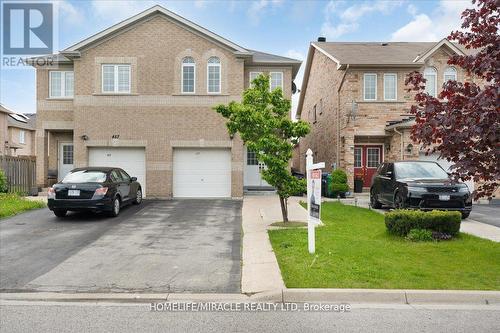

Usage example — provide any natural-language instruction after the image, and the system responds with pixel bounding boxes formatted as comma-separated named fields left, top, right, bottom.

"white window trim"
left=207, top=60, right=221, bottom=94
left=363, top=73, right=377, bottom=101
left=424, top=67, right=437, bottom=97
left=181, top=61, right=196, bottom=94
left=269, top=71, right=283, bottom=92
left=249, top=71, right=262, bottom=86
left=19, top=130, right=25, bottom=144
left=101, top=64, right=131, bottom=94
left=383, top=73, right=397, bottom=101
left=49, top=71, right=74, bottom=98
left=443, top=66, right=457, bottom=82
left=366, top=147, right=381, bottom=169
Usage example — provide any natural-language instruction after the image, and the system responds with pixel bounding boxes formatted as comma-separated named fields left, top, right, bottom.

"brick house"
left=0, top=104, right=11, bottom=155
left=295, top=38, right=476, bottom=191
left=0, top=104, right=36, bottom=157
left=29, top=5, right=300, bottom=198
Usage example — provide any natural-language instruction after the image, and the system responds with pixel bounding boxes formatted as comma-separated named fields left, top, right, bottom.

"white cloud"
left=91, top=0, right=156, bottom=22
left=320, top=0, right=403, bottom=40
left=57, top=1, right=85, bottom=26
left=390, top=0, right=470, bottom=41
left=407, top=3, right=418, bottom=16
left=194, top=0, right=208, bottom=9
left=247, top=0, right=284, bottom=25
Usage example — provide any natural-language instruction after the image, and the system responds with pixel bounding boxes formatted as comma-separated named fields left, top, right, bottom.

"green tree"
left=214, top=74, right=310, bottom=222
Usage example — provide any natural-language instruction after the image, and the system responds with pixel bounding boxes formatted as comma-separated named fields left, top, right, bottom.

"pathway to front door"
left=354, top=144, right=383, bottom=188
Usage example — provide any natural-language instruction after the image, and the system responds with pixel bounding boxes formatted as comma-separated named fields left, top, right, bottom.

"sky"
left=0, top=0, right=471, bottom=116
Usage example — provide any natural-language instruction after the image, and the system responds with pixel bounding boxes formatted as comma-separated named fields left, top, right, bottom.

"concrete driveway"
left=0, top=200, right=242, bottom=293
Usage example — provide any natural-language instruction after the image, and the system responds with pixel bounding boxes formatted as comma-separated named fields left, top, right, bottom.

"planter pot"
left=354, top=179, right=364, bottom=193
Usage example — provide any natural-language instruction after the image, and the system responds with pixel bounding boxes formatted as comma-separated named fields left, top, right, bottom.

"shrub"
left=407, top=229, right=433, bottom=242
left=385, top=210, right=461, bottom=237
left=0, top=170, right=7, bottom=193
left=330, top=169, right=349, bottom=197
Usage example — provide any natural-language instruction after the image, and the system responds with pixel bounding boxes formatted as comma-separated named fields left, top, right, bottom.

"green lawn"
left=0, top=193, right=46, bottom=219
left=268, top=202, right=500, bottom=290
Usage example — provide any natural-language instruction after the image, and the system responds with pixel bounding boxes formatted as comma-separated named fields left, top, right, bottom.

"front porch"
left=36, top=129, right=74, bottom=188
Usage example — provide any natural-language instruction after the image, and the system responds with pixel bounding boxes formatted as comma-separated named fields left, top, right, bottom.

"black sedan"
left=47, top=167, right=142, bottom=218
left=370, top=161, right=472, bottom=218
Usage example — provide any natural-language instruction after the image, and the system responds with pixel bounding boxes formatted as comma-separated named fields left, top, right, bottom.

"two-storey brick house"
left=30, top=5, right=300, bottom=198
left=295, top=38, right=476, bottom=191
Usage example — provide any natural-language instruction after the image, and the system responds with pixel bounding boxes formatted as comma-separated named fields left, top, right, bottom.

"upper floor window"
left=49, top=71, right=74, bottom=98
left=19, top=130, right=25, bottom=144
left=102, top=64, right=130, bottom=93
left=444, top=66, right=457, bottom=82
left=424, top=67, right=437, bottom=97
left=383, top=73, right=397, bottom=101
left=363, top=73, right=377, bottom=101
left=249, top=71, right=262, bottom=87
left=207, top=57, right=221, bottom=94
left=182, top=57, right=195, bottom=93
left=270, top=72, right=283, bottom=91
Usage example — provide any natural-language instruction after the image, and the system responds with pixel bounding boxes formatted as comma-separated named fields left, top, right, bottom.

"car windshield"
left=394, top=162, right=448, bottom=180
left=62, top=170, right=107, bottom=183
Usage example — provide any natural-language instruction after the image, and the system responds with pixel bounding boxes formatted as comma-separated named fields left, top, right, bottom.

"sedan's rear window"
left=62, top=170, right=107, bottom=183
left=395, top=162, right=448, bottom=180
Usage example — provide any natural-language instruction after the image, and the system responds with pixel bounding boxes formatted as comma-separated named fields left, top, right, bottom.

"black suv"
left=370, top=161, right=472, bottom=218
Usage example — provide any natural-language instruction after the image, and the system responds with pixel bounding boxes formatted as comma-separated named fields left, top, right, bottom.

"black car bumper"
left=48, top=197, right=113, bottom=212
left=407, top=193, right=472, bottom=212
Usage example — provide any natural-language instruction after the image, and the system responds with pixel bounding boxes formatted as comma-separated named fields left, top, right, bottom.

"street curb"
left=1, top=289, right=499, bottom=305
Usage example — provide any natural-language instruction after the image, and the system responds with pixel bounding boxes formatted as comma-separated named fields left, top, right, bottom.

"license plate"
left=68, top=190, right=80, bottom=196
left=439, top=195, right=450, bottom=201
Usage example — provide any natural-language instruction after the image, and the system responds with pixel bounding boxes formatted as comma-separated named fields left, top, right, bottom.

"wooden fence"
left=0, top=155, right=36, bottom=195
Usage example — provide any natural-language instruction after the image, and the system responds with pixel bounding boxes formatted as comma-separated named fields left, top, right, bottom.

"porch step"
left=244, top=186, right=276, bottom=196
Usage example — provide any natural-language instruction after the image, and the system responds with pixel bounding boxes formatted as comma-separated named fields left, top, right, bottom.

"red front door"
left=354, top=145, right=383, bottom=187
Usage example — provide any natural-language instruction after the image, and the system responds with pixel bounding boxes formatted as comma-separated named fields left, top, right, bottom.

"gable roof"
left=8, top=113, right=36, bottom=130
left=0, top=103, right=14, bottom=114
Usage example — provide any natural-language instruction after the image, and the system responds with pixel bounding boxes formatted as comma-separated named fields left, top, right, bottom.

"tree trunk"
left=279, top=195, right=289, bottom=223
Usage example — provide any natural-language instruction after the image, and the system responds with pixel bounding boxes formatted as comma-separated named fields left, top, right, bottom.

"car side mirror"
left=386, top=171, right=392, bottom=177
left=130, top=177, right=137, bottom=182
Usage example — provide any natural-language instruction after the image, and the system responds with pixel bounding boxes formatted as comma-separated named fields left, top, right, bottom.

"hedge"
left=385, top=210, right=461, bottom=237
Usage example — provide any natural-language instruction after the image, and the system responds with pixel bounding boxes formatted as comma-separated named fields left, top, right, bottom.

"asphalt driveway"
left=0, top=199, right=242, bottom=293
left=470, top=204, right=500, bottom=228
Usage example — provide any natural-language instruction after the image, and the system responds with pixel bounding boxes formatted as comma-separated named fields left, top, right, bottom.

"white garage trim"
left=173, top=148, right=231, bottom=198
left=88, top=147, right=146, bottom=197
left=419, top=152, right=474, bottom=191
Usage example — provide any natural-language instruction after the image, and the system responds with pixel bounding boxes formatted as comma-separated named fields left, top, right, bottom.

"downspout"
left=336, top=64, right=349, bottom=168
left=393, top=127, right=404, bottom=160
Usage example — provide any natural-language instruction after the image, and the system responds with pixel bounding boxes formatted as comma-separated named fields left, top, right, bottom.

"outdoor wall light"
left=406, top=143, right=413, bottom=154
left=81, top=134, right=89, bottom=141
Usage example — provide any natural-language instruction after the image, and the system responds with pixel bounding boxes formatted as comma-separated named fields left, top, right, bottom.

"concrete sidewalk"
left=241, top=195, right=308, bottom=294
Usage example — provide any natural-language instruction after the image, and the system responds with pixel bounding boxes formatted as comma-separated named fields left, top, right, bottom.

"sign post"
left=306, top=149, right=325, bottom=254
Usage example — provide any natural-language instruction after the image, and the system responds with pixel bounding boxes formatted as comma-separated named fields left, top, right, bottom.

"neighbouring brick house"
left=295, top=38, right=477, bottom=192
left=0, top=104, right=10, bottom=155
left=29, top=5, right=300, bottom=198
left=0, top=104, right=36, bottom=157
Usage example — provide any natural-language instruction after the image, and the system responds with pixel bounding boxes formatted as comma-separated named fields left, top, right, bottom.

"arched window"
left=423, top=67, right=437, bottom=97
left=207, top=57, right=221, bottom=93
left=182, top=57, right=195, bottom=93
left=444, top=66, right=457, bottom=82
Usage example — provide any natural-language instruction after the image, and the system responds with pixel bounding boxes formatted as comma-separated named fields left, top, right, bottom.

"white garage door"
left=89, top=147, right=146, bottom=197
left=173, top=148, right=231, bottom=198
left=419, top=152, right=474, bottom=191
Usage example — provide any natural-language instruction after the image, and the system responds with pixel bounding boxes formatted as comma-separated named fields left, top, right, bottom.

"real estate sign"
left=309, top=169, right=321, bottom=220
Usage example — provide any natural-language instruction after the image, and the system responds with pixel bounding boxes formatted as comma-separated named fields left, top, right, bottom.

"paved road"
left=0, top=200, right=242, bottom=293
left=1, top=301, right=499, bottom=333
left=470, top=204, right=500, bottom=228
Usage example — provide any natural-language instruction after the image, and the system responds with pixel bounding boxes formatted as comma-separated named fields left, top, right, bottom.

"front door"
left=244, top=148, right=270, bottom=187
left=354, top=145, right=383, bottom=187
left=58, top=142, right=74, bottom=181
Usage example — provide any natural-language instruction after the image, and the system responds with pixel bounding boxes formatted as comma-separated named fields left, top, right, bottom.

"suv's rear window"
left=395, top=162, right=448, bottom=180
left=62, top=170, right=107, bottom=183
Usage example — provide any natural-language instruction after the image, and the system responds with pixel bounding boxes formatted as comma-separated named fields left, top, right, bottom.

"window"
left=249, top=72, right=262, bottom=87
left=207, top=57, right=221, bottom=93
left=182, top=57, right=195, bottom=93
left=270, top=72, right=283, bottom=91
left=383, top=73, right=397, bottom=101
left=119, top=170, right=131, bottom=182
left=363, top=73, right=377, bottom=100
left=367, top=147, right=380, bottom=168
left=110, top=170, right=123, bottom=183
left=19, top=130, right=25, bottom=144
left=424, top=67, right=437, bottom=97
left=62, top=145, right=73, bottom=165
left=101, top=64, right=131, bottom=93
left=354, top=147, right=362, bottom=168
left=444, top=66, right=457, bottom=82
left=49, top=71, right=74, bottom=98
left=247, top=150, right=258, bottom=165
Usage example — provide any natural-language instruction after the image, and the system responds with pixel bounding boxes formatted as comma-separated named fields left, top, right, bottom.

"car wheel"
left=370, top=189, right=382, bottom=209
left=461, top=211, right=470, bottom=219
left=394, top=191, right=406, bottom=209
left=133, top=188, right=142, bottom=205
left=53, top=210, right=67, bottom=218
left=108, top=197, right=121, bottom=217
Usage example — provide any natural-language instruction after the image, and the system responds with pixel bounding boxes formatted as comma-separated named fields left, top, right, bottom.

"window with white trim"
left=444, top=66, right=457, bottom=82
left=101, top=64, right=130, bottom=93
left=19, top=130, right=25, bottom=144
left=249, top=72, right=262, bottom=87
left=182, top=57, right=195, bottom=93
left=424, top=67, right=437, bottom=97
left=207, top=57, right=221, bottom=93
left=363, top=73, right=377, bottom=101
left=49, top=71, right=74, bottom=98
left=354, top=147, right=362, bottom=168
left=383, top=73, right=397, bottom=101
left=270, top=72, right=283, bottom=91
left=367, top=147, right=381, bottom=168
